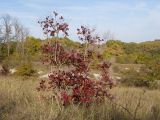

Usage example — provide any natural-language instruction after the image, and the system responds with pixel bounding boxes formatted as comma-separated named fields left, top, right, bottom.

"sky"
left=0, top=0, right=160, bottom=42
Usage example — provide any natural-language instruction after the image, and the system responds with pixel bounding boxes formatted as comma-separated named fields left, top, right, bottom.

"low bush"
left=16, top=63, right=36, bottom=76
left=121, top=67, right=158, bottom=89
left=0, top=64, right=9, bottom=75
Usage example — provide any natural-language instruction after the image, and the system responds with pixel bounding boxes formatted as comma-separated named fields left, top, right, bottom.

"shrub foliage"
left=37, top=11, right=114, bottom=107
left=16, top=63, right=36, bottom=76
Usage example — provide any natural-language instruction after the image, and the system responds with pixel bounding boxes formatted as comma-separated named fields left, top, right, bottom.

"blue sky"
left=0, top=0, right=160, bottom=42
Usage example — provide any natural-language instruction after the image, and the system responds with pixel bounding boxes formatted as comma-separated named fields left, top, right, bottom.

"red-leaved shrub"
left=37, top=11, right=114, bottom=107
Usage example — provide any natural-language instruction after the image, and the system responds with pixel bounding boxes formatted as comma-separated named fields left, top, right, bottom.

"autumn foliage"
left=37, top=11, right=113, bottom=106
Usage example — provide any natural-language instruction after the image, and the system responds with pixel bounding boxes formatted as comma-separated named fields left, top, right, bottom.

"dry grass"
left=0, top=76, right=160, bottom=120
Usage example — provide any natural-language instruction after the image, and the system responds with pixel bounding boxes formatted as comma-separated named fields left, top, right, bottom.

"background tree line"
left=0, top=14, right=160, bottom=88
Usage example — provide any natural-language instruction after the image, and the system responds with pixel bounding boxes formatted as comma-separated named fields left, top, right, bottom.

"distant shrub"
left=2, top=52, right=26, bottom=68
left=0, top=64, right=9, bottom=75
left=16, top=63, right=36, bottom=76
left=121, top=67, right=158, bottom=89
left=116, top=54, right=137, bottom=64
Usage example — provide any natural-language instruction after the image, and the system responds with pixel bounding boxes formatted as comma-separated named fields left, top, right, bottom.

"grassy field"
left=0, top=76, right=160, bottom=120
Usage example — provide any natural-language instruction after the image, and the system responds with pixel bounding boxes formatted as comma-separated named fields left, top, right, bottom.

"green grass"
left=0, top=76, right=160, bottom=120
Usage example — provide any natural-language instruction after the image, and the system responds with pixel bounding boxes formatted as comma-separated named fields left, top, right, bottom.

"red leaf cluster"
left=37, top=49, right=114, bottom=105
left=77, top=26, right=104, bottom=44
left=38, top=11, right=69, bottom=37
